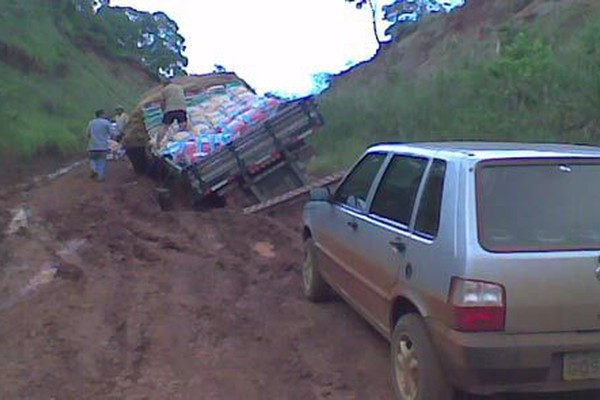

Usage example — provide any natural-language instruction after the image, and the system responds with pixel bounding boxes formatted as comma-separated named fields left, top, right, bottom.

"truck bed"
left=145, top=96, right=323, bottom=205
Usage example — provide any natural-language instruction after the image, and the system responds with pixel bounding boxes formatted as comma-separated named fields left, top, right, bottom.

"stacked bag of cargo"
left=141, top=80, right=282, bottom=168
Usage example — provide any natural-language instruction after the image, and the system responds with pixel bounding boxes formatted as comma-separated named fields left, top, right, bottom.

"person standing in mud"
left=121, top=119, right=149, bottom=175
left=87, top=109, right=112, bottom=182
left=114, top=106, right=129, bottom=142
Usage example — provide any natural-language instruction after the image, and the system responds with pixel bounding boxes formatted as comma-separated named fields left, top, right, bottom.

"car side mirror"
left=310, top=187, right=331, bottom=202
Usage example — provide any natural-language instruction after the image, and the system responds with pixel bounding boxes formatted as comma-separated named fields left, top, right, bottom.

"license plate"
left=563, top=352, right=600, bottom=381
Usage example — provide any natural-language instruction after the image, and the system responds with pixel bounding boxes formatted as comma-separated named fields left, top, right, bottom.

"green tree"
left=346, top=1, right=465, bottom=42
left=488, top=32, right=553, bottom=110
left=96, top=6, right=188, bottom=77
left=64, top=0, right=188, bottom=77
left=383, top=1, right=464, bottom=39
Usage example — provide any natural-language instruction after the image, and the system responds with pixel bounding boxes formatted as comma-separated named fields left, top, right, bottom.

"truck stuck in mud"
left=125, top=73, right=324, bottom=209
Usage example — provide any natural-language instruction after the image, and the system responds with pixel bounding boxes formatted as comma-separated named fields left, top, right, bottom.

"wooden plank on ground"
left=242, top=171, right=345, bottom=215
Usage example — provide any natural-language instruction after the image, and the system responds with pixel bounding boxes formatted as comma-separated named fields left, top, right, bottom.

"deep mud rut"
left=0, top=161, right=597, bottom=400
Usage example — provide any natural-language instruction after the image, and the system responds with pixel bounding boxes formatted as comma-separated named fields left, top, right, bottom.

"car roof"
left=368, top=141, right=600, bottom=161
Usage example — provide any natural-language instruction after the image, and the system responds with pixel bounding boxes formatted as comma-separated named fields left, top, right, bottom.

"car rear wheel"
left=391, top=314, right=453, bottom=400
left=302, top=237, right=329, bottom=302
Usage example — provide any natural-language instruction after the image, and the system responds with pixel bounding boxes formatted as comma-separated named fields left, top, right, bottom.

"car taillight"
left=449, top=277, right=506, bottom=332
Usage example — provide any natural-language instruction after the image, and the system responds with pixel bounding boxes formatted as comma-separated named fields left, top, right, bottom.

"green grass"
left=312, top=1, right=600, bottom=172
left=0, top=0, right=156, bottom=156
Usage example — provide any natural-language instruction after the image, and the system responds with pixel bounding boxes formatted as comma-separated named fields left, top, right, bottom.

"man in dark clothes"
left=121, top=118, right=149, bottom=175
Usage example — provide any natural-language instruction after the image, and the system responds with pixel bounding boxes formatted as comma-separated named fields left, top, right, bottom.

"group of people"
left=87, top=79, right=188, bottom=182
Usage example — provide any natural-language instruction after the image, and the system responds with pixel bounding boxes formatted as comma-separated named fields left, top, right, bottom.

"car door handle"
left=389, top=238, right=406, bottom=253
left=347, top=221, right=358, bottom=230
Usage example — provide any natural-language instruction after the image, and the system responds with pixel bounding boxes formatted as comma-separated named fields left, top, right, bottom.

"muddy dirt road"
left=0, top=161, right=598, bottom=399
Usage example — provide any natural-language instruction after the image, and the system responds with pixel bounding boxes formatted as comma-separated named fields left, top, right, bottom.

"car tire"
left=391, top=313, right=453, bottom=400
left=302, top=237, right=330, bottom=302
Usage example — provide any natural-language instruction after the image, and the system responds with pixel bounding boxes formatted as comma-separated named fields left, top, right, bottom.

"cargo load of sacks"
left=144, top=82, right=282, bottom=167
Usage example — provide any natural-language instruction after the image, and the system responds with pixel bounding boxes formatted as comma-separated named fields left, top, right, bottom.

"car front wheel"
left=302, top=237, right=330, bottom=302
left=391, top=314, right=453, bottom=400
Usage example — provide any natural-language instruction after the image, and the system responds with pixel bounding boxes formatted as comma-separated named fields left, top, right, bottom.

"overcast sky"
left=110, top=1, right=465, bottom=96
left=111, top=0, right=391, bottom=96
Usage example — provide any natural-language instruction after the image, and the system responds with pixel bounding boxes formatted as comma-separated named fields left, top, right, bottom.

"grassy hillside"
left=313, top=0, right=600, bottom=170
left=0, top=0, right=157, bottom=158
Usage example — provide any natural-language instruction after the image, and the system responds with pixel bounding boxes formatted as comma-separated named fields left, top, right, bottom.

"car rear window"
left=477, top=158, right=600, bottom=252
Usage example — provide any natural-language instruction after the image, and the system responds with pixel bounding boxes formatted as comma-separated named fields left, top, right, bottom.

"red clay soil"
left=0, top=149, right=84, bottom=188
left=0, top=161, right=597, bottom=400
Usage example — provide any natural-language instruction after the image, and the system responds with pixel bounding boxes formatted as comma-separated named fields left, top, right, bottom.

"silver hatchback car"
left=302, top=142, right=600, bottom=399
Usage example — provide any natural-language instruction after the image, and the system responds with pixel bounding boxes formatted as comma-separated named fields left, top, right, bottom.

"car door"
left=403, top=159, right=453, bottom=324
left=345, top=154, right=430, bottom=330
left=314, top=152, right=388, bottom=304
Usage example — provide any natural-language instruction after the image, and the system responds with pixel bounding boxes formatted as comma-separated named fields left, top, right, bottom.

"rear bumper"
left=427, top=319, right=600, bottom=395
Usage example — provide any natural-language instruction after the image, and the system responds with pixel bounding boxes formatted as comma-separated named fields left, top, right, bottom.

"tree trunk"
left=368, top=0, right=382, bottom=46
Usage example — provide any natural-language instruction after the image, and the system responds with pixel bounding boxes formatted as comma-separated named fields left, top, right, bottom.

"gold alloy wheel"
left=302, top=245, right=314, bottom=293
left=395, top=334, right=420, bottom=400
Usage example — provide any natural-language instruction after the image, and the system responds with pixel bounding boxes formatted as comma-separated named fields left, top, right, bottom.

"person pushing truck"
left=121, top=79, right=190, bottom=176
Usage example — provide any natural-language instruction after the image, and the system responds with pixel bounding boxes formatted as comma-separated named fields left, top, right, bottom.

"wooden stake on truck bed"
left=243, top=171, right=345, bottom=215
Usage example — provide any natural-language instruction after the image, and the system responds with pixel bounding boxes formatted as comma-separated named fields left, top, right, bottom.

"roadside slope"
left=0, top=0, right=157, bottom=161
left=314, top=0, right=600, bottom=169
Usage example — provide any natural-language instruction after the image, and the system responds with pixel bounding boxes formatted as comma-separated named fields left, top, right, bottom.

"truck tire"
left=302, top=237, right=330, bottom=302
left=391, top=314, right=453, bottom=400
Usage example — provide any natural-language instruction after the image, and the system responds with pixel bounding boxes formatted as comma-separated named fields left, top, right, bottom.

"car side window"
left=414, top=159, right=447, bottom=239
left=333, top=153, right=386, bottom=212
left=370, top=155, right=428, bottom=226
